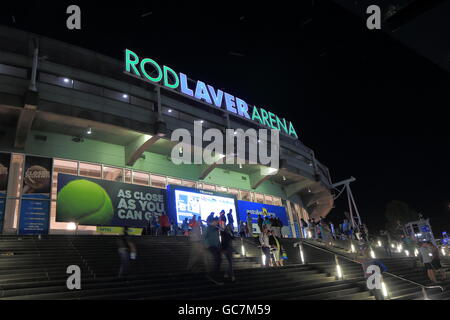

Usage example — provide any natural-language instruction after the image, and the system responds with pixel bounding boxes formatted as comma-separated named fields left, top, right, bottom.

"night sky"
left=1, top=1, right=449, bottom=235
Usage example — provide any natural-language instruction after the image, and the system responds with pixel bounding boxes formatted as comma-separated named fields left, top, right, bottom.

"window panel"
left=103, top=166, right=123, bottom=182
left=79, top=162, right=101, bottom=178
left=132, top=171, right=149, bottom=186
left=151, top=174, right=166, bottom=189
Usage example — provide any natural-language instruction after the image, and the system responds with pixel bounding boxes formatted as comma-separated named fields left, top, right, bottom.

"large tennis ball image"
left=56, top=179, right=114, bottom=225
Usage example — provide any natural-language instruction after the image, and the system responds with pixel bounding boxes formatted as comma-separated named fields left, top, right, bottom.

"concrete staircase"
left=0, top=235, right=447, bottom=300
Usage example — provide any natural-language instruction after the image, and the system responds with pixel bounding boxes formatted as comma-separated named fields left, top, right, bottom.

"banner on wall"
left=166, top=185, right=239, bottom=230
left=56, top=174, right=166, bottom=227
left=0, top=153, right=11, bottom=233
left=237, top=200, right=292, bottom=237
left=19, top=155, right=53, bottom=235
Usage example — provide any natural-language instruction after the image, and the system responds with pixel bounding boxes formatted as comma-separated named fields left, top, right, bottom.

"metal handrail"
left=296, top=240, right=445, bottom=297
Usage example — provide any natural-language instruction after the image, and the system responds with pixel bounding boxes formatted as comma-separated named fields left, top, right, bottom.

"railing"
left=295, top=240, right=445, bottom=300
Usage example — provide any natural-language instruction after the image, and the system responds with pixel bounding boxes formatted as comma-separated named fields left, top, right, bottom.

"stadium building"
left=0, top=26, right=334, bottom=235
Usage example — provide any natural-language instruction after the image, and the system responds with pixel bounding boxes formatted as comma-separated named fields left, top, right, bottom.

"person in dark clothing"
left=277, top=218, right=284, bottom=237
left=271, top=217, right=278, bottom=236
left=257, top=215, right=264, bottom=233
left=239, top=221, right=247, bottom=238
left=300, top=218, right=308, bottom=238
left=221, top=223, right=235, bottom=282
left=207, top=212, right=215, bottom=224
left=227, top=209, right=234, bottom=227
left=159, top=213, right=171, bottom=236
left=219, top=210, right=227, bottom=229
left=203, top=217, right=223, bottom=285
left=117, top=226, right=136, bottom=278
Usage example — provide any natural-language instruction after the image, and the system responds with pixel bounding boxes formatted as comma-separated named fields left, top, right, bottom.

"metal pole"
left=346, top=184, right=356, bottom=229
left=348, top=185, right=363, bottom=228
left=29, top=38, right=39, bottom=92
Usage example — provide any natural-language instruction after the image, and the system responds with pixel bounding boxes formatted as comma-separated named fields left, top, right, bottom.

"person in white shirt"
left=259, top=226, right=272, bottom=267
left=419, top=242, right=437, bottom=283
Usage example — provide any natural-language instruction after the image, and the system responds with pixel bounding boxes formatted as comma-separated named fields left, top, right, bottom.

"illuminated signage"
left=124, top=49, right=298, bottom=139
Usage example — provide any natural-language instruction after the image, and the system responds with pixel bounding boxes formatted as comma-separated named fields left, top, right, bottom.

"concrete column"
left=3, top=154, right=24, bottom=234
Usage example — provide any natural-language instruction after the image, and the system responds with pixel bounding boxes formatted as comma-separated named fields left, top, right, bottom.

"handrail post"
left=422, top=287, right=429, bottom=300
left=240, top=237, right=246, bottom=257
left=299, top=242, right=305, bottom=265
left=335, top=254, right=343, bottom=280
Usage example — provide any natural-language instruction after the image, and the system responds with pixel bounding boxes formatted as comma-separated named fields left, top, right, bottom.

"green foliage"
left=384, top=200, right=418, bottom=238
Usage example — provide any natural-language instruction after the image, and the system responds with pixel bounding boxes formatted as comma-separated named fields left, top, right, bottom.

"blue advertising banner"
left=18, top=197, right=50, bottom=235
left=19, top=155, right=52, bottom=235
left=293, top=222, right=301, bottom=239
left=237, top=200, right=292, bottom=237
left=166, top=185, right=238, bottom=230
left=56, top=174, right=167, bottom=227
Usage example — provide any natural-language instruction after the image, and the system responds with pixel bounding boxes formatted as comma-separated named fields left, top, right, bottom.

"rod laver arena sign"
left=124, top=49, right=298, bottom=139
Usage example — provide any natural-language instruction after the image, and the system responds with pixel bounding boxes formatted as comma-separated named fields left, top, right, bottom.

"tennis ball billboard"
left=56, top=174, right=166, bottom=227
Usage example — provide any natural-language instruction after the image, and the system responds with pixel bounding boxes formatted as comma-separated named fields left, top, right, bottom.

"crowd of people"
left=118, top=210, right=289, bottom=284
left=118, top=213, right=447, bottom=293
left=298, top=216, right=369, bottom=245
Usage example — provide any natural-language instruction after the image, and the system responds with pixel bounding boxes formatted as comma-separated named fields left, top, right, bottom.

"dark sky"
left=1, top=1, right=449, bottom=235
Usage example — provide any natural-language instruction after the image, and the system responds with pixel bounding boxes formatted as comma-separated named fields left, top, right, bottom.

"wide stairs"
left=0, top=235, right=447, bottom=300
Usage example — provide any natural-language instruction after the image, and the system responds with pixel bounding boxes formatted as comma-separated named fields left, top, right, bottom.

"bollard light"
left=414, top=248, right=419, bottom=257
left=370, top=249, right=376, bottom=259
left=381, top=282, right=389, bottom=297
left=397, top=244, right=402, bottom=253
left=441, top=248, right=446, bottom=256
left=262, top=254, right=266, bottom=266
left=350, top=244, right=355, bottom=253
left=308, top=231, right=312, bottom=238
left=378, top=240, right=382, bottom=247
left=300, top=248, right=305, bottom=264
left=241, top=245, right=246, bottom=256
left=391, top=243, right=395, bottom=248
left=405, top=250, right=409, bottom=257
left=336, top=264, right=343, bottom=279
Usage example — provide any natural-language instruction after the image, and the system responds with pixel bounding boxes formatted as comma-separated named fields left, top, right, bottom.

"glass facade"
left=0, top=153, right=302, bottom=235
